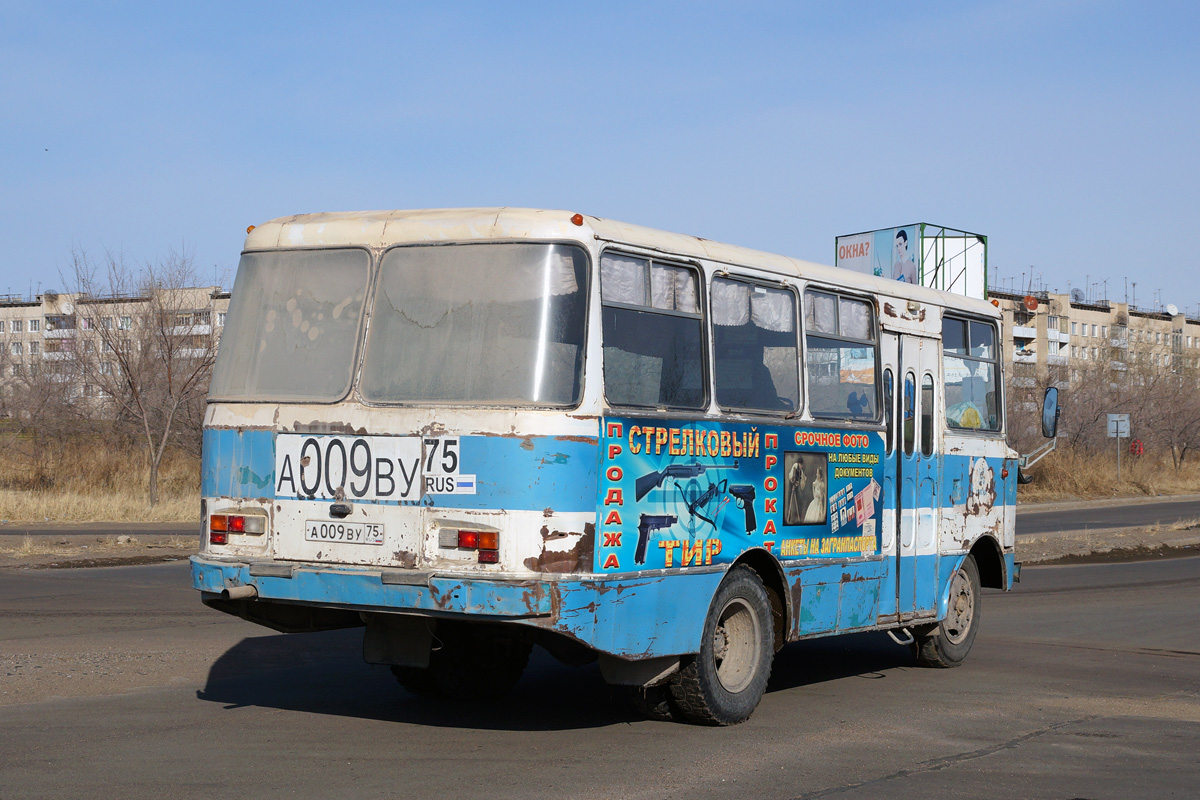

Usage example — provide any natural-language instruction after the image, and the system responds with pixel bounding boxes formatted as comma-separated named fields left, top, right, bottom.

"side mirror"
left=1016, top=467, right=1034, bottom=484
left=1041, top=386, right=1060, bottom=439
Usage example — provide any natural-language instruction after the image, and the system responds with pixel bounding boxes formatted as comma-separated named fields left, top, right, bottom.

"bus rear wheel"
left=915, top=554, right=981, bottom=668
left=669, top=565, right=774, bottom=725
left=391, top=622, right=531, bottom=700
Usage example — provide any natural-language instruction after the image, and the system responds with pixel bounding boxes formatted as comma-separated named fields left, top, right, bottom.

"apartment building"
left=989, top=289, right=1200, bottom=389
left=0, top=287, right=230, bottom=403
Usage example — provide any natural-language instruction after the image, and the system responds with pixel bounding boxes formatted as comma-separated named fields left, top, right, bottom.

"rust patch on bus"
left=555, top=435, right=599, bottom=444
left=289, top=420, right=368, bottom=435
left=419, top=421, right=449, bottom=437
left=788, top=580, right=803, bottom=640
left=392, top=550, right=417, bottom=569
left=523, top=523, right=595, bottom=574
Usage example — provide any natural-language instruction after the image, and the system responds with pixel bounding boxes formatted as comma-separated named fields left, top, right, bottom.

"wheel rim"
left=943, top=566, right=975, bottom=644
left=711, top=597, right=761, bottom=693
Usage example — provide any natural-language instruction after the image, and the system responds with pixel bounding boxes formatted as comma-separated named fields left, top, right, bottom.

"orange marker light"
left=210, top=514, right=228, bottom=532
left=570, top=213, right=584, bottom=226
left=246, top=225, right=256, bottom=234
left=477, top=531, right=499, bottom=550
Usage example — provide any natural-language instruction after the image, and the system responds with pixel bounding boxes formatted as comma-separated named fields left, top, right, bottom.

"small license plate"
left=304, top=520, right=384, bottom=546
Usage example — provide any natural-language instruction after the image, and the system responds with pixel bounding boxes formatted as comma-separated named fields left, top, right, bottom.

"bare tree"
left=0, top=320, right=82, bottom=490
left=66, top=248, right=219, bottom=505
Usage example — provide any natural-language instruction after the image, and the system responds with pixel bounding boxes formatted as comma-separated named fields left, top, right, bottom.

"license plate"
left=304, top=520, right=384, bottom=545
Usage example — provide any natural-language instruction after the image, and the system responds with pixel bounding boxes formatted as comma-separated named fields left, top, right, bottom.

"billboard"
left=835, top=226, right=920, bottom=284
left=835, top=224, right=987, bottom=299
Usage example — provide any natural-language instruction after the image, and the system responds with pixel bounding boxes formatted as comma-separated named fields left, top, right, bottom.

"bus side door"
left=897, top=333, right=941, bottom=620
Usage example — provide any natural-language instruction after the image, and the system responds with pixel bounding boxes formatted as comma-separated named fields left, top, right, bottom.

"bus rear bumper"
left=190, top=555, right=720, bottom=659
left=191, top=555, right=553, bottom=619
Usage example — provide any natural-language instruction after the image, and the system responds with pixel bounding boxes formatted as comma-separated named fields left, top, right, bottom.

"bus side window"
left=803, top=291, right=879, bottom=420
left=601, top=253, right=706, bottom=409
left=903, top=372, right=916, bottom=456
left=711, top=277, right=800, bottom=414
left=921, top=373, right=935, bottom=456
left=884, top=369, right=894, bottom=454
left=943, top=315, right=1002, bottom=431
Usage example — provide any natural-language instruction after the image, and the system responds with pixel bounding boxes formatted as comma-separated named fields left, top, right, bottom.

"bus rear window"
left=209, top=248, right=370, bottom=402
left=360, top=243, right=588, bottom=406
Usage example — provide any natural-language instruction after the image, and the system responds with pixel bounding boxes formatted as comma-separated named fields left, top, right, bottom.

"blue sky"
left=3, top=1, right=1198, bottom=312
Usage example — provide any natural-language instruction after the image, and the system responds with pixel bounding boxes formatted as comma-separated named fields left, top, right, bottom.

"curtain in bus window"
left=600, top=253, right=647, bottom=306
left=651, top=264, right=699, bottom=313
left=839, top=298, right=872, bottom=340
left=712, top=278, right=798, bottom=412
left=752, top=289, right=794, bottom=333
left=805, top=292, right=836, bottom=335
left=712, top=280, right=751, bottom=326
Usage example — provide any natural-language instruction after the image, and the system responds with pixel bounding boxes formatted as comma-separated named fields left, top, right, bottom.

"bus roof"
left=244, top=208, right=998, bottom=318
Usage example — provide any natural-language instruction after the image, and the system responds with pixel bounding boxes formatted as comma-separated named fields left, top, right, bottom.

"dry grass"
left=1019, top=447, right=1200, bottom=502
left=0, top=436, right=199, bottom=522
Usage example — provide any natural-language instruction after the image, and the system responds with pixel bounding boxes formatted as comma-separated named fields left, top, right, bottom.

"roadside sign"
left=1107, top=413, right=1130, bottom=438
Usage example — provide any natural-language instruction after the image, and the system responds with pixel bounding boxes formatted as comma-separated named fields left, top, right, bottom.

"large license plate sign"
left=274, top=434, right=475, bottom=502
left=305, top=520, right=384, bottom=545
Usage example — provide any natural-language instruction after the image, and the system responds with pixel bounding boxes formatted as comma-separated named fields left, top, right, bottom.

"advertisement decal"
left=597, top=418, right=883, bottom=572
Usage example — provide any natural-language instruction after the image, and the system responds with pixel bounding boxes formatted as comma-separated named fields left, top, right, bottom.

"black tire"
left=915, top=554, right=981, bottom=668
left=390, top=623, right=531, bottom=700
left=669, top=565, right=774, bottom=725
left=618, top=684, right=680, bottom=722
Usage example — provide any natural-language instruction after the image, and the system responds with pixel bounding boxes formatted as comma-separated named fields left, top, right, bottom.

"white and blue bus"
left=193, top=208, right=1056, bottom=725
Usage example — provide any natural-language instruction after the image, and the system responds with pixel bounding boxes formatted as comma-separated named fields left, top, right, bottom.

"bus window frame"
left=921, top=371, right=936, bottom=456
left=801, top=285, right=883, bottom=425
left=208, top=245, right=375, bottom=406
left=709, top=271, right=802, bottom=418
left=599, top=248, right=710, bottom=412
left=941, top=313, right=1005, bottom=437
left=883, top=367, right=894, bottom=454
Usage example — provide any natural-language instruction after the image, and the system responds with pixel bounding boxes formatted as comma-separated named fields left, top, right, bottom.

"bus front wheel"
left=670, top=565, right=774, bottom=725
left=914, top=554, right=981, bottom=668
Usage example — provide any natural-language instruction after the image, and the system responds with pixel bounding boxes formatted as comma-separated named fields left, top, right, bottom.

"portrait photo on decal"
left=783, top=451, right=828, bottom=526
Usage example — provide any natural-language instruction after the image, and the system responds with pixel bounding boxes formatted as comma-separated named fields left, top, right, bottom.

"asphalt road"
left=1, top=557, right=1197, bottom=799
left=1015, top=494, right=1200, bottom=537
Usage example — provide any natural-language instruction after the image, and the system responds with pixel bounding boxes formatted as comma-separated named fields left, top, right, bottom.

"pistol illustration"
left=634, top=460, right=739, bottom=501
left=635, top=513, right=677, bottom=565
left=729, top=484, right=757, bottom=533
